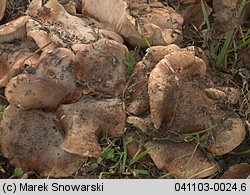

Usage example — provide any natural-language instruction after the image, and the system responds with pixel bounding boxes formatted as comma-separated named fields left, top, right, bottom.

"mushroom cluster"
left=0, top=0, right=247, bottom=178
left=126, top=44, right=246, bottom=178
left=0, top=0, right=184, bottom=177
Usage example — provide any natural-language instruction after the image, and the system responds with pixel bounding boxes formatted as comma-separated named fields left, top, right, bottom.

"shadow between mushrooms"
left=0, top=106, right=83, bottom=178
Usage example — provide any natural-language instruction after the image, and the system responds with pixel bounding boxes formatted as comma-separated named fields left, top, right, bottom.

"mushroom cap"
left=26, top=0, right=97, bottom=50
left=74, top=39, right=128, bottom=97
left=0, top=106, right=83, bottom=178
left=35, top=47, right=76, bottom=94
left=148, top=50, right=207, bottom=129
left=0, top=16, right=29, bottom=43
left=126, top=115, right=154, bottom=135
left=163, top=81, right=216, bottom=132
left=0, top=0, right=7, bottom=21
left=56, top=98, right=126, bottom=157
left=82, top=0, right=183, bottom=47
left=127, top=44, right=181, bottom=115
left=220, top=163, right=250, bottom=179
left=5, top=47, right=80, bottom=110
left=0, top=44, right=39, bottom=87
left=26, top=18, right=57, bottom=51
left=146, top=141, right=218, bottom=178
left=25, top=0, right=42, bottom=16
left=5, top=73, right=67, bottom=110
left=207, top=115, right=246, bottom=156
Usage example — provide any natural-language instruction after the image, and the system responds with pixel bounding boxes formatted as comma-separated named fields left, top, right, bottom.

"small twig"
left=21, top=42, right=53, bottom=65
left=0, top=94, right=7, bottom=101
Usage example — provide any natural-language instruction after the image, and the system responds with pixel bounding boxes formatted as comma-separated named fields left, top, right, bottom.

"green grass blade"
left=130, top=149, right=149, bottom=165
left=133, top=169, right=149, bottom=175
left=216, top=29, right=234, bottom=67
left=200, top=0, right=211, bottom=29
left=124, top=52, right=136, bottom=75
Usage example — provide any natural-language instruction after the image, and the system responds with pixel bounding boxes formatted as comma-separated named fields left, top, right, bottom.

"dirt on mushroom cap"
left=0, top=106, right=83, bottom=178
left=74, top=39, right=128, bottom=97
left=82, top=0, right=183, bottom=47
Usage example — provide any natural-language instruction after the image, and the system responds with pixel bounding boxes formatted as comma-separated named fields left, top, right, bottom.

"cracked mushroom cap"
left=0, top=106, right=83, bottom=178
left=5, top=48, right=78, bottom=110
left=0, top=0, right=7, bottom=21
left=146, top=141, right=218, bottom=178
left=0, top=16, right=29, bottom=43
left=82, top=0, right=183, bottom=47
left=148, top=50, right=206, bottom=129
left=74, top=39, right=128, bottom=97
left=56, top=98, right=126, bottom=157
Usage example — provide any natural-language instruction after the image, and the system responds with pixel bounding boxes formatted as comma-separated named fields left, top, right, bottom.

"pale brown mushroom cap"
left=74, top=39, right=128, bottom=97
left=0, top=16, right=29, bottom=43
left=82, top=0, right=183, bottom=47
left=126, top=115, right=154, bottom=135
left=0, top=41, right=39, bottom=87
left=220, top=163, right=250, bottom=179
left=148, top=50, right=207, bottom=129
left=146, top=141, right=218, bottom=178
left=207, top=115, right=246, bottom=156
left=5, top=47, right=78, bottom=110
left=35, top=47, right=76, bottom=94
left=0, top=0, right=7, bottom=21
left=25, top=0, right=42, bottom=16
left=0, top=106, right=83, bottom=178
left=26, top=0, right=97, bottom=50
left=26, top=18, right=57, bottom=51
left=127, top=44, right=181, bottom=115
left=5, top=74, right=67, bottom=110
left=56, top=98, right=126, bottom=157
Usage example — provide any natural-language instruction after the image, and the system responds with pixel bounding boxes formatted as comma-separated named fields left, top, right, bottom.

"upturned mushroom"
left=145, top=47, right=246, bottom=155
left=82, top=0, right=183, bottom=47
left=0, top=106, right=83, bottom=178
left=0, top=15, right=29, bottom=43
left=56, top=98, right=126, bottom=157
